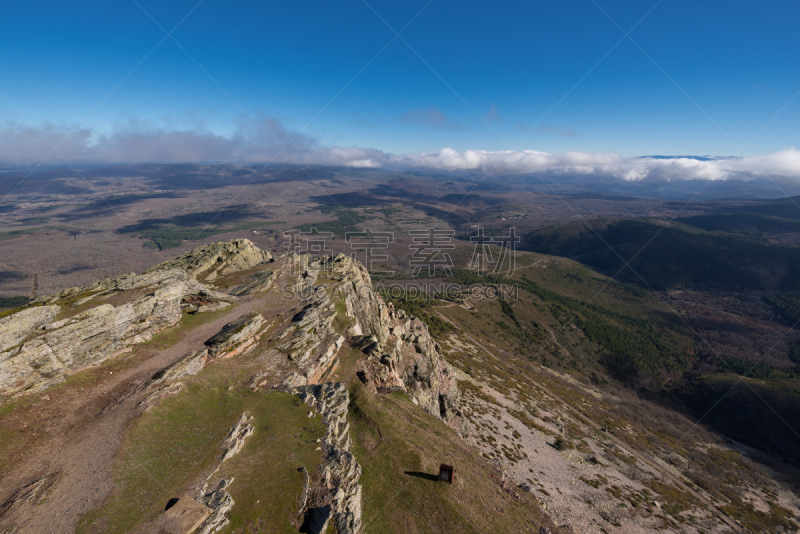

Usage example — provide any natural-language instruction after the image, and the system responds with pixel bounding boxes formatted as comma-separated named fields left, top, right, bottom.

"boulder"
left=204, top=313, right=265, bottom=359
left=1, top=269, right=232, bottom=397
left=148, top=239, right=271, bottom=281
left=150, top=350, right=208, bottom=386
left=0, top=305, right=60, bottom=352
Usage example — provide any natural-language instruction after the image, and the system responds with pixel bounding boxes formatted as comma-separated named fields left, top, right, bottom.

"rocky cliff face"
left=320, top=254, right=461, bottom=421
left=1, top=241, right=460, bottom=425
left=147, top=238, right=272, bottom=280
left=0, top=268, right=235, bottom=396
left=0, top=240, right=466, bottom=534
left=292, top=382, right=362, bottom=534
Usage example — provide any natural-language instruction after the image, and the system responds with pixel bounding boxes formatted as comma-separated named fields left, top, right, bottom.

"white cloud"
left=1, top=118, right=798, bottom=182
left=389, top=148, right=800, bottom=181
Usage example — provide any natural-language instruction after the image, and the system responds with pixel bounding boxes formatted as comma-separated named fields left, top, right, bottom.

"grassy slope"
left=349, top=384, right=557, bottom=534
left=522, top=219, right=800, bottom=467
left=0, top=307, right=235, bottom=476
left=77, top=362, right=326, bottom=534
left=428, top=262, right=694, bottom=386
left=431, top=268, right=800, bottom=532
left=60, top=267, right=558, bottom=533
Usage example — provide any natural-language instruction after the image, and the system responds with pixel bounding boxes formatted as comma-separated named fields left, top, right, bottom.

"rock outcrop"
left=230, top=269, right=275, bottom=296
left=148, top=238, right=272, bottom=281
left=313, top=254, right=460, bottom=422
left=355, top=308, right=461, bottom=421
left=276, top=286, right=344, bottom=385
left=136, top=382, right=185, bottom=415
left=150, top=350, right=208, bottom=386
left=0, top=472, right=59, bottom=525
left=221, top=412, right=255, bottom=461
left=162, top=494, right=211, bottom=534
left=292, top=383, right=362, bottom=534
left=205, top=312, right=266, bottom=359
left=194, top=413, right=254, bottom=534
left=197, top=479, right=235, bottom=534
left=0, top=268, right=235, bottom=397
left=0, top=305, right=60, bottom=352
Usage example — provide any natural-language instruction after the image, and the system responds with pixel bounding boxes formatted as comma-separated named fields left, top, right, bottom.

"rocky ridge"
left=0, top=240, right=463, bottom=534
left=320, top=255, right=460, bottom=421
left=0, top=268, right=236, bottom=396
left=291, top=382, right=362, bottom=534
left=147, top=238, right=272, bottom=280
left=273, top=254, right=460, bottom=423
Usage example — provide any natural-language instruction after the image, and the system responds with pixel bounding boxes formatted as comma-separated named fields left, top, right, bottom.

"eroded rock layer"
left=0, top=240, right=462, bottom=534
left=317, top=254, right=460, bottom=421
left=147, top=238, right=272, bottom=280
left=0, top=268, right=235, bottom=396
left=292, top=382, right=362, bottom=534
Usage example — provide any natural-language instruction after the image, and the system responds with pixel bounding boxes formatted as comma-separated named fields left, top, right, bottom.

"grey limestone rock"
left=230, top=268, right=275, bottom=296
left=221, top=412, right=254, bottom=461
left=204, top=312, right=265, bottom=359
left=196, top=479, right=235, bottom=534
left=0, top=305, right=60, bottom=352
left=292, top=382, right=362, bottom=534
left=150, top=350, right=208, bottom=386
left=148, top=238, right=271, bottom=281
left=1, top=268, right=234, bottom=397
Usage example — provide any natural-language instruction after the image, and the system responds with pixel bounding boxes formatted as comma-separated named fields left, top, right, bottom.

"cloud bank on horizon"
left=2, top=119, right=799, bottom=183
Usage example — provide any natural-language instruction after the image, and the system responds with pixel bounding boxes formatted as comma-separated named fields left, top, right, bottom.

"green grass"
left=77, top=377, right=325, bottom=534
left=142, top=306, right=238, bottom=349
left=218, top=393, right=325, bottom=533
left=440, top=268, right=691, bottom=383
left=332, top=298, right=355, bottom=335
left=349, top=384, right=554, bottom=534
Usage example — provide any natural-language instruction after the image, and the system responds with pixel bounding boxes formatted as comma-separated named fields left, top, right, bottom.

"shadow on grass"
left=404, top=471, right=438, bottom=482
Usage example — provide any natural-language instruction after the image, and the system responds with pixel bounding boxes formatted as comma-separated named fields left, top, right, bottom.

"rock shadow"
left=404, top=471, right=438, bottom=482
left=300, top=504, right=331, bottom=534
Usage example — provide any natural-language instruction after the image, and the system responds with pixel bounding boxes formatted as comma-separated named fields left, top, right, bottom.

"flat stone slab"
left=163, top=495, right=212, bottom=534
left=204, top=312, right=265, bottom=358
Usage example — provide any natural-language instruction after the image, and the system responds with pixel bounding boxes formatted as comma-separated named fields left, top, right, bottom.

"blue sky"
left=1, top=0, right=798, bottom=165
